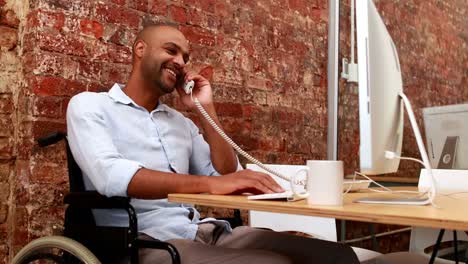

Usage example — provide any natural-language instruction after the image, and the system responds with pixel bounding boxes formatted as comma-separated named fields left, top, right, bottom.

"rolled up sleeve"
left=67, top=95, right=143, bottom=197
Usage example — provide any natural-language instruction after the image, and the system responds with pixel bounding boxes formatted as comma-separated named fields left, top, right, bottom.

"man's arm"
left=127, top=168, right=284, bottom=199
left=176, top=73, right=238, bottom=174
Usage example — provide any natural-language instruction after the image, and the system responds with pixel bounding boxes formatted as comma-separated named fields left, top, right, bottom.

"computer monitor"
left=356, top=0, right=404, bottom=175
left=423, top=104, right=468, bottom=170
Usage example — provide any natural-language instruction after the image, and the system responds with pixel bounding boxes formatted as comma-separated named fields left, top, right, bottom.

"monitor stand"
left=437, top=136, right=459, bottom=169
left=354, top=93, right=434, bottom=206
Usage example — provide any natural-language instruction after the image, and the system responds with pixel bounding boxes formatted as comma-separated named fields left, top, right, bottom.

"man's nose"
left=173, top=54, right=185, bottom=68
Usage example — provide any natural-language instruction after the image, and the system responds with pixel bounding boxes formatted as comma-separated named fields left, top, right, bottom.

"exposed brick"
left=149, top=0, right=168, bottom=16
left=0, top=138, right=13, bottom=159
left=32, top=120, right=66, bottom=141
left=29, top=183, right=67, bottom=207
left=0, top=9, right=20, bottom=28
left=106, top=43, right=132, bottom=64
left=11, top=207, right=29, bottom=246
left=95, top=3, right=141, bottom=29
left=0, top=26, right=17, bottom=50
left=35, top=0, right=93, bottom=17
left=108, top=26, right=137, bottom=46
left=79, top=19, right=104, bottom=39
left=214, top=102, right=243, bottom=117
left=0, top=115, right=13, bottom=137
left=0, top=204, right=7, bottom=224
left=169, top=5, right=187, bottom=24
left=32, top=96, right=62, bottom=118
left=0, top=94, right=13, bottom=114
left=180, top=26, right=216, bottom=46
left=31, top=75, right=87, bottom=97
left=129, top=0, right=149, bottom=12
left=0, top=162, right=10, bottom=182
left=36, top=31, right=91, bottom=57
left=0, top=182, right=9, bottom=202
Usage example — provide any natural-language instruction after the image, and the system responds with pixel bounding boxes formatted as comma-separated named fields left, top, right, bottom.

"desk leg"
left=429, top=229, right=445, bottom=264
left=453, top=231, right=459, bottom=264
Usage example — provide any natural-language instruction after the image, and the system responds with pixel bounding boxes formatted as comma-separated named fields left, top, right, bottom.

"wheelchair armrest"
left=64, top=191, right=139, bottom=242
left=37, top=132, right=67, bottom=147
left=64, top=191, right=131, bottom=209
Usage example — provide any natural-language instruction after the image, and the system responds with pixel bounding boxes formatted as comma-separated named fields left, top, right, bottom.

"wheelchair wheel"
left=12, top=236, right=101, bottom=264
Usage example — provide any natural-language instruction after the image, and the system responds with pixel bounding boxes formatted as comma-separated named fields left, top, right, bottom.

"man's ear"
left=133, top=40, right=146, bottom=59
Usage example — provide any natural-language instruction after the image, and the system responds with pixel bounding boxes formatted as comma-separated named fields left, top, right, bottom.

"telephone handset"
left=183, top=80, right=304, bottom=187
left=184, top=80, right=195, bottom=94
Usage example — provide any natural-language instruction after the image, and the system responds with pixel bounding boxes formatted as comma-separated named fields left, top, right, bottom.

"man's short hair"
left=132, top=22, right=179, bottom=58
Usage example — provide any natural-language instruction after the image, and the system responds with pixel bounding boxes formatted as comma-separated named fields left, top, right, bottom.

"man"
left=67, top=24, right=359, bottom=264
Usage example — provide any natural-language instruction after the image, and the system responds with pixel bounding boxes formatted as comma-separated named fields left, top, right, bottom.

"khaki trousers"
left=139, top=223, right=359, bottom=264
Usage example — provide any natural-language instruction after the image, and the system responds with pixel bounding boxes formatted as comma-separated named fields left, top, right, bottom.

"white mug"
left=290, top=160, right=344, bottom=206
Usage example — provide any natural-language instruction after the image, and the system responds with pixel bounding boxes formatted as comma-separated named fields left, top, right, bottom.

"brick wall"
left=0, top=0, right=466, bottom=262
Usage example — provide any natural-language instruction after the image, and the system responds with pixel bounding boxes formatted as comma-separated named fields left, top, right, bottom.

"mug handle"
left=290, top=168, right=309, bottom=200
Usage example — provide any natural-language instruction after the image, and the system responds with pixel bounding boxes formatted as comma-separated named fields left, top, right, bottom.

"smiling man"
left=66, top=24, right=359, bottom=264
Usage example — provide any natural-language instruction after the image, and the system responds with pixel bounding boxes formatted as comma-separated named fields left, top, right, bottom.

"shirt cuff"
left=105, top=159, right=144, bottom=197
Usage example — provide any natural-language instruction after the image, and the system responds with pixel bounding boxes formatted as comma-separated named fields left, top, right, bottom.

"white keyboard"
left=247, top=180, right=372, bottom=201
left=247, top=191, right=294, bottom=200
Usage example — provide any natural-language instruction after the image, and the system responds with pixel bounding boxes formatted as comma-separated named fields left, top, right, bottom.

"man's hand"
left=207, top=169, right=285, bottom=195
left=176, top=71, right=213, bottom=110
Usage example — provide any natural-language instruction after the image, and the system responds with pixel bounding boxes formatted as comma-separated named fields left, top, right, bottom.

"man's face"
left=139, top=27, right=190, bottom=94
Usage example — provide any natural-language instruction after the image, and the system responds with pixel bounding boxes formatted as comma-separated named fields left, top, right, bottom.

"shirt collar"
left=108, top=83, right=169, bottom=113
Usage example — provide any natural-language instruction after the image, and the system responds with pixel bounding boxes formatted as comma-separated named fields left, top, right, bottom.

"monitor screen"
left=356, top=0, right=404, bottom=175
left=423, top=104, right=468, bottom=170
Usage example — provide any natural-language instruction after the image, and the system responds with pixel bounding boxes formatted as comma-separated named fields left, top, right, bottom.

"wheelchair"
left=13, top=132, right=243, bottom=263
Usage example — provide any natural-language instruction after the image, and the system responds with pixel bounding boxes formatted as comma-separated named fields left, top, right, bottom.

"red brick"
left=169, top=5, right=187, bottom=24
left=149, top=0, right=168, bottom=16
left=80, top=19, right=104, bottom=39
left=32, top=96, right=62, bottom=118
left=129, top=0, right=148, bottom=12
left=106, top=43, right=132, bottom=64
left=0, top=204, right=7, bottom=224
left=23, top=52, right=67, bottom=76
left=180, top=26, right=216, bottom=46
left=32, top=120, right=66, bottom=141
left=95, top=3, right=141, bottom=28
left=0, top=244, right=7, bottom=264
left=31, top=76, right=87, bottom=97
left=40, top=10, right=65, bottom=31
left=0, top=94, right=13, bottom=114
left=36, top=31, right=90, bottom=57
left=11, top=207, right=29, bottom=246
left=76, top=59, right=104, bottom=81
left=0, top=116, right=13, bottom=137
left=108, top=26, right=137, bottom=46
left=31, top=162, right=67, bottom=184
left=214, top=102, right=243, bottom=117
left=29, top=183, right=67, bottom=207
left=0, top=162, right=10, bottom=182
left=104, top=64, right=130, bottom=84
left=0, top=26, right=17, bottom=50
left=0, top=138, right=12, bottom=159
left=182, top=0, right=220, bottom=13
left=111, top=0, right=127, bottom=5
left=0, top=9, right=20, bottom=28
left=38, top=0, right=93, bottom=17
left=220, top=118, right=251, bottom=135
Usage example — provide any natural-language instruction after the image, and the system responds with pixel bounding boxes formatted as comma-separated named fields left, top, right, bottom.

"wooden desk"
left=168, top=190, right=468, bottom=231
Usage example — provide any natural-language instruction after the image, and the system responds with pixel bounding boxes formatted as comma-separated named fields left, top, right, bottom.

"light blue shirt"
left=66, top=83, right=232, bottom=241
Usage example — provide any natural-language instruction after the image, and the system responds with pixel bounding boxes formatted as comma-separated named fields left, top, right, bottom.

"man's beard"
left=154, top=74, right=175, bottom=94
